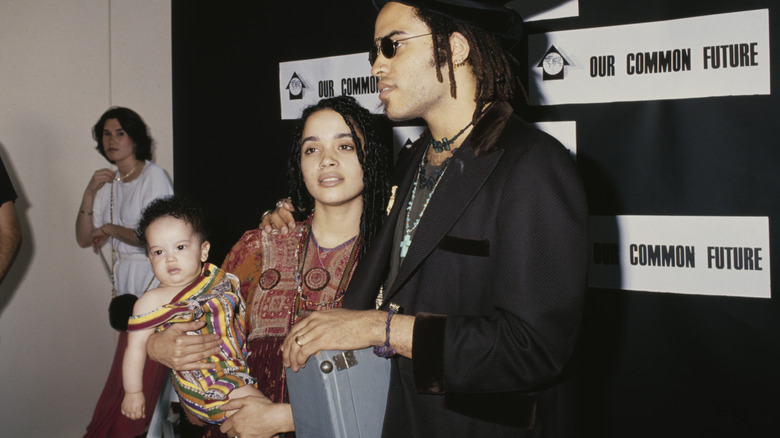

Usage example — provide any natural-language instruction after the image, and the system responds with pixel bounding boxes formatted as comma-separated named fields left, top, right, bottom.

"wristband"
left=373, top=303, right=400, bottom=358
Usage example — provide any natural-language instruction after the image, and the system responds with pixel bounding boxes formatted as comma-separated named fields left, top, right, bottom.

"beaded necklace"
left=417, top=156, right=452, bottom=190
left=290, top=214, right=361, bottom=323
left=400, top=152, right=452, bottom=259
left=430, top=120, right=474, bottom=153
left=429, top=101, right=496, bottom=152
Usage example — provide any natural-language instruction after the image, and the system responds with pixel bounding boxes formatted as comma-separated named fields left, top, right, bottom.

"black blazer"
left=344, top=102, right=589, bottom=437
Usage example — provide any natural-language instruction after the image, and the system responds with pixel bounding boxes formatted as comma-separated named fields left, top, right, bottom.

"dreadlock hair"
left=414, top=8, right=525, bottom=123
left=287, top=95, right=391, bottom=259
left=136, top=195, right=209, bottom=252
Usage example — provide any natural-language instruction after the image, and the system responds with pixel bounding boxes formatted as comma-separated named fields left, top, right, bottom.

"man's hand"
left=281, top=308, right=385, bottom=371
left=146, top=321, right=221, bottom=370
left=260, top=198, right=296, bottom=236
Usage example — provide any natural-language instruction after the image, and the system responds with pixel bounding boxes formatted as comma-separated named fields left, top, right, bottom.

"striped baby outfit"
left=128, top=262, right=256, bottom=424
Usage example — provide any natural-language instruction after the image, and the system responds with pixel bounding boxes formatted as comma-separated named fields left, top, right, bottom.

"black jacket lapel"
left=344, top=101, right=514, bottom=309
left=383, top=141, right=504, bottom=303
left=343, top=137, right=426, bottom=310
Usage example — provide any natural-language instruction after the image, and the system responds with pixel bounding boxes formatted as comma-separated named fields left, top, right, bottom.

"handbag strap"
left=108, top=179, right=155, bottom=299
left=110, top=181, right=117, bottom=298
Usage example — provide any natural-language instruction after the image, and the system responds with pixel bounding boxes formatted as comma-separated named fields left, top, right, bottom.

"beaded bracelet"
left=373, top=303, right=400, bottom=358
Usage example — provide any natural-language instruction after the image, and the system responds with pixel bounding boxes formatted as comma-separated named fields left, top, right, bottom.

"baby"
left=121, top=195, right=260, bottom=424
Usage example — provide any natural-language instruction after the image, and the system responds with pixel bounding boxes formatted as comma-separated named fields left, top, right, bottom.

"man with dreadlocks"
left=279, top=1, right=589, bottom=436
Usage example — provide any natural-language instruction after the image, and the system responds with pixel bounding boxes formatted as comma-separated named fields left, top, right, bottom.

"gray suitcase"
left=286, top=348, right=391, bottom=437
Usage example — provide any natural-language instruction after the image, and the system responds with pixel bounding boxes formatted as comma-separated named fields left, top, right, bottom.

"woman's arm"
left=99, top=223, right=141, bottom=246
left=219, top=396, right=295, bottom=438
left=76, top=168, right=115, bottom=248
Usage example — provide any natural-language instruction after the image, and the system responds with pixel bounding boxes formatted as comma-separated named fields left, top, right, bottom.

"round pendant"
left=259, top=269, right=280, bottom=290
left=304, top=267, right=330, bottom=291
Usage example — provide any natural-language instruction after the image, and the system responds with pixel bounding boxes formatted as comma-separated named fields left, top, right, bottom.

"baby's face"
left=145, top=216, right=209, bottom=288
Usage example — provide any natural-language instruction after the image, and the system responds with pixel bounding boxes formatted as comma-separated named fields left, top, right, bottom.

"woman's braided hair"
left=288, top=95, right=391, bottom=259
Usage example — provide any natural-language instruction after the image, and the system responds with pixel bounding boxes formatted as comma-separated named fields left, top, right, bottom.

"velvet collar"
left=467, top=100, right=514, bottom=157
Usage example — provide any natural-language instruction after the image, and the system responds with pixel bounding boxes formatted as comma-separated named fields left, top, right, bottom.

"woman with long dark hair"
left=212, top=95, right=390, bottom=437
left=148, top=96, right=390, bottom=437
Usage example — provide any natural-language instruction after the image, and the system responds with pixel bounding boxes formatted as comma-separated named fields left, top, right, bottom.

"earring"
left=454, top=58, right=466, bottom=71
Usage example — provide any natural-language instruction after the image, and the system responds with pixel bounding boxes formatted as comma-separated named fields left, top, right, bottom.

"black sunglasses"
left=369, top=33, right=432, bottom=65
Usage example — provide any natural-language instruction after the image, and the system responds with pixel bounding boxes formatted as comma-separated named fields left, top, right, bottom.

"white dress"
left=92, top=160, right=173, bottom=297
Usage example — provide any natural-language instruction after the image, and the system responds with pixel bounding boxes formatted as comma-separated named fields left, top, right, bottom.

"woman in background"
left=76, top=106, right=173, bottom=437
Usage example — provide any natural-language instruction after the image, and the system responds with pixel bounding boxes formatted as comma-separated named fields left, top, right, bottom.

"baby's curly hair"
left=136, top=195, right=209, bottom=252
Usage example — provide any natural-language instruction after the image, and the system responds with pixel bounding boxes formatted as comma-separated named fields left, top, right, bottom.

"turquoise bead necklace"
left=400, top=153, right=452, bottom=259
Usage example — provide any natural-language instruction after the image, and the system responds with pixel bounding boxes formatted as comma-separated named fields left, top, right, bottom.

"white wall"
left=0, top=1, right=172, bottom=436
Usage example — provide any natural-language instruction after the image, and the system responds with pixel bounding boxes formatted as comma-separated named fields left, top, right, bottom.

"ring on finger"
left=295, top=335, right=304, bottom=347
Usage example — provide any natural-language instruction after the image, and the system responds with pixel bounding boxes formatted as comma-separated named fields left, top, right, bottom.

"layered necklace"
left=290, top=214, right=361, bottom=323
left=399, top=103, right=494, bottom=259
left=400, top=152, right=452, bottom=259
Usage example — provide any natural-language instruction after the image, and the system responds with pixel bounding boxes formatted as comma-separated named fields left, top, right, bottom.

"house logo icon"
left=538, top=46, right=570, bottom=81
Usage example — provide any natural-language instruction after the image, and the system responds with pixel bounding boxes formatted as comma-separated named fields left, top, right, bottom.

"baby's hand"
left=121, top=392, right=146, bottom=420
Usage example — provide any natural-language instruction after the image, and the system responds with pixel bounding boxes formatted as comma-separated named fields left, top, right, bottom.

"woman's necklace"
left=116, top=160, right=141, bottom=181
left=400, top=152, right=452, bottom=259
left=309, top=231, right=352, bottom=268
left=291, top=214, right=361, bottom=322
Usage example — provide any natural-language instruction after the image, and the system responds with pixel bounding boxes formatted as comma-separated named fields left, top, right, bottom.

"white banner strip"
left=279, top=53, right=380, bottom=120
left=589, top=215, right=771, bottom=298
left=529, top=9, right=770, bottom=105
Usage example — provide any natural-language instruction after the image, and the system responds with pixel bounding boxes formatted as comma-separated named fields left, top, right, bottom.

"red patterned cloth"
left=204, top=223, right=358, bottom=438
